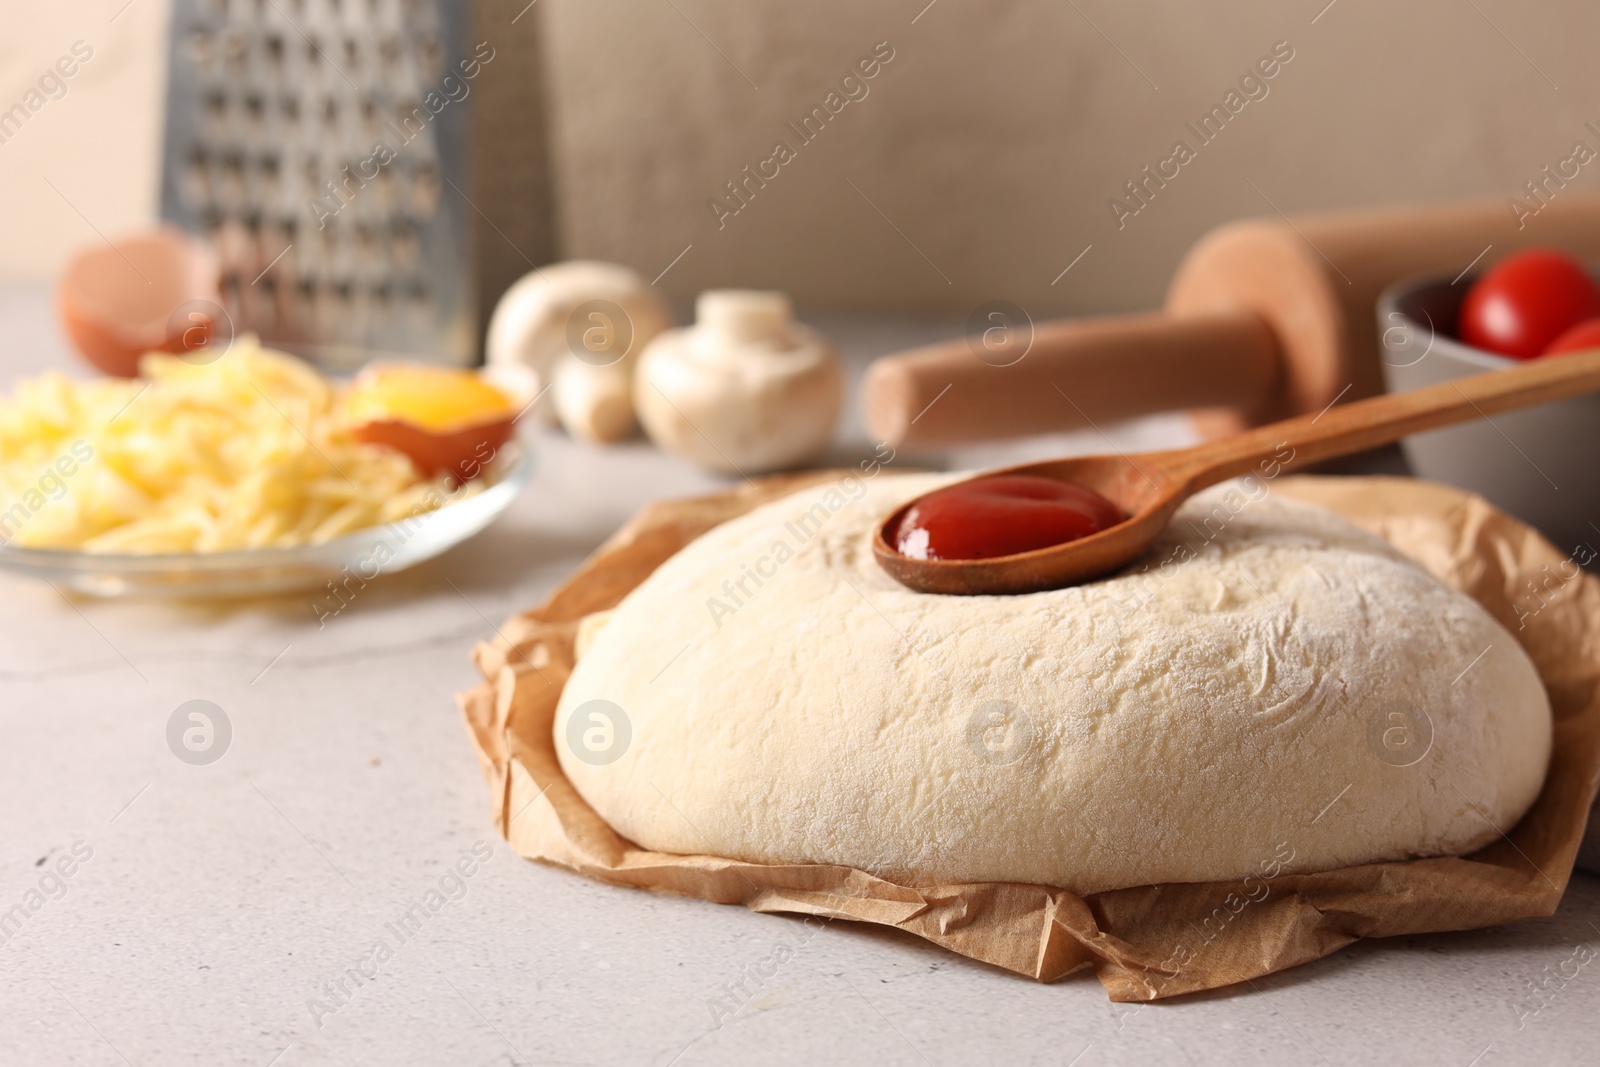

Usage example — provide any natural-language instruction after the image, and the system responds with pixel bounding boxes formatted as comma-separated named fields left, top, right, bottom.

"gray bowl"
left=1376, top=277, right=1600, bottom=560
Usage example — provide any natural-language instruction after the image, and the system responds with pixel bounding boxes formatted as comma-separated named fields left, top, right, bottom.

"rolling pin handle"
left=861, top=310, right=1282, bottom=450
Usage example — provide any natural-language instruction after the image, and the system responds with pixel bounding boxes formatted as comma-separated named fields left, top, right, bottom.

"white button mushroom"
left=634, top=290, right=843, bottom=473
left=484, top=261, right=674, bottom=437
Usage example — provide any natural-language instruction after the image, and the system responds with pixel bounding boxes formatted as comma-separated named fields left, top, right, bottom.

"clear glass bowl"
left=0, top=440, right=535, bottom=598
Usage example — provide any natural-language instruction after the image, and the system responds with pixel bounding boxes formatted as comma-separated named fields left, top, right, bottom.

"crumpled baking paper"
left=458, top=474, right=1600, bottom=1000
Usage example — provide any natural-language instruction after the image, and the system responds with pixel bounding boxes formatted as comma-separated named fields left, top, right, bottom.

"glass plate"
left=0, top=440, right=535, bottom=598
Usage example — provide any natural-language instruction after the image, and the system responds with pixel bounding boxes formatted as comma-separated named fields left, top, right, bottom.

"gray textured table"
left=1, top=285, right=1595, bottom=1067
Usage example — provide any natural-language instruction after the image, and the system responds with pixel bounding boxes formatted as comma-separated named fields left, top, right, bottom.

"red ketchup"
left=892, top=475, right=1123, bottom=561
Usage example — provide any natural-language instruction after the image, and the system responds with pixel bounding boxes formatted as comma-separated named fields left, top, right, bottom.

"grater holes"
left=408, top=160, right=439, bottom=216
left=203, top=91, right=228, bottom=139
left=183, top=32, right=213, bottom=68
left=417, top=33, right=444, bottom=79
left=388, top=219, right=419, bottom=267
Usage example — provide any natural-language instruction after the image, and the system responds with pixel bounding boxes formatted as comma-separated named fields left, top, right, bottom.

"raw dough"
left=555, top=473, right=1552, bottom=893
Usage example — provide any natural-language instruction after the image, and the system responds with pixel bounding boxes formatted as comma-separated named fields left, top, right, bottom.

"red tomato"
left=1543, top=316, right=1600, bottom=356
left=892, top=475, right=1123, bottom=561
left=1458, top=249, right=1600, bottom=359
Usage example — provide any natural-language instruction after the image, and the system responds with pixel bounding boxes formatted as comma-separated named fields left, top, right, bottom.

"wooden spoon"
left=873, top=347, right=1600, bottom=595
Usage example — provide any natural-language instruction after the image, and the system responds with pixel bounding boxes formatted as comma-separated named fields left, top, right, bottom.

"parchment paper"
left=458, top=474, right=1600, bottom=1000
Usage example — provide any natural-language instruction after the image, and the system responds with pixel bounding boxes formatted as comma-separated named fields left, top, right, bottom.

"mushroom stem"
left=553, top=357, right=637, bottom=444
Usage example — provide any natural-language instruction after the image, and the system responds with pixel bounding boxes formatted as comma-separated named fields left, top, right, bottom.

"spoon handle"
left=1174, top=346, right=1600, bottom=491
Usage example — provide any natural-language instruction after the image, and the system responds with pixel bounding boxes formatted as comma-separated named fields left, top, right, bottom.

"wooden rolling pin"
left=863, top=193, right=1600, bottom=449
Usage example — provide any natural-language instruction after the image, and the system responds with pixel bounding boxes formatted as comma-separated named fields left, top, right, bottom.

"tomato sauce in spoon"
left=891, top=475, right=1124, bottom=561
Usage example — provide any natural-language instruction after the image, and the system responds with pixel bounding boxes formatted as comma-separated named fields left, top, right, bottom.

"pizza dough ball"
left=555, top=474, right=1551, bottom=894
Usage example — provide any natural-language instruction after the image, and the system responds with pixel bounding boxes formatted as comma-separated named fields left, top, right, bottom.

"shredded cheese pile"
left=0, top=338, right=476, bottom=552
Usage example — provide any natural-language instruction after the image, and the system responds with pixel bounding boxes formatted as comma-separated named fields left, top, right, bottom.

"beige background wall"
left=0, top=1, right=168, bottom=285
left=4, top=0, right=1598, bottom=316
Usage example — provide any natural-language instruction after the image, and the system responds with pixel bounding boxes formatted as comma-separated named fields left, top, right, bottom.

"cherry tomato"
left=893, top=475, right=1123, bottom=561
left=1458, top=249, right=1600, bottom=359
left=1542, top=316, right=1600, bottom=356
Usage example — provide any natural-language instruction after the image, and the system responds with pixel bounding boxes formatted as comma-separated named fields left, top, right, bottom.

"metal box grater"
left=158, top=0, right=555, bottom=371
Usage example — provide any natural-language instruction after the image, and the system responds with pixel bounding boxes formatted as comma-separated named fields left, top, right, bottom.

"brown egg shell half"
left=350, top=415, right=516, bottom=480
left=56, top=228, right=220, bottom=378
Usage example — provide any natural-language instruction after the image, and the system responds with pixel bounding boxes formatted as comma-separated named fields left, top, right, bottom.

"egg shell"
left=350, top=414, right=515, bottom=479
